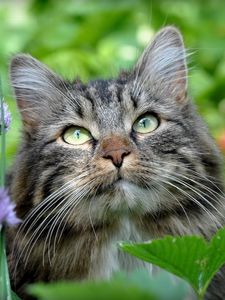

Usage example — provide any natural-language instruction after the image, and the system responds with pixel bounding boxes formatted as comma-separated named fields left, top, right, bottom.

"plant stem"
left=0, top=80, right=12, bottom=300
left=0, top=226, right=12, bottom=300
left=197, top=291, right=204, bottom=300
left=0, top=80, right=6, bottom=186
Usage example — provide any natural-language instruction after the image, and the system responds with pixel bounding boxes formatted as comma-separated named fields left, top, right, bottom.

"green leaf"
left=28, top=270, right=190, bottom=300
left=11, top=290, right=22, bottom=300
left=120, top=227, right=225, bottom=298
left=28, top=277, right=156, bottom=300
left=120, top=236, right=206, bottom=295
left=201, top=228, right=225, bottom=293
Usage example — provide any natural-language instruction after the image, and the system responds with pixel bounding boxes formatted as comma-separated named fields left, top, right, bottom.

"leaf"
left=201, top=228, right=225, bottom=294
left=11, top=290, right=22, bottom=300
left=28, top=270, right=190, bottom=300
left=120, top=227, right=225, bottom=298
left=120, top=236, right=206, bottom=295
left=28, top=278, right=156, bottom=300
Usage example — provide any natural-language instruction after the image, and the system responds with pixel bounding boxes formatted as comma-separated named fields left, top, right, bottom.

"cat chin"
left=119, top=180, right=160, bottom=212
left=92, top=179, right=160, bottom=215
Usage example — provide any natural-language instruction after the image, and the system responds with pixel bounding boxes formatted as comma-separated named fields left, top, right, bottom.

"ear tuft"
left=10, top=54, right=62, bottom=130
left=133, top=26, right=188, bottom=103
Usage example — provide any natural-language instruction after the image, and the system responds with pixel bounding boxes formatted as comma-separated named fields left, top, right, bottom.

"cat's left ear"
left=133, top=26, right=188, bottom=103
left=10, top=54, right=64, bottom=131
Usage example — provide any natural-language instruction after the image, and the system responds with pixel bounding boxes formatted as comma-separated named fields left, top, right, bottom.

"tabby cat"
left=6, top=26, right=225, bottom=299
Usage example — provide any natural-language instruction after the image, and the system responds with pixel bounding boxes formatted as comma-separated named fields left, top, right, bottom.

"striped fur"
left=6, top=26, right=225, bottom=299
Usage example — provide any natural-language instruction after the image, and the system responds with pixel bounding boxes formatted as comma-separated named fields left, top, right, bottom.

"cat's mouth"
left=90, top=168, right=156, bottom=209
left=94, top=173, right=151, bottom=196
left=95, top=178, right=126, bottom=195
left=92, top=175, right=159, bottom=214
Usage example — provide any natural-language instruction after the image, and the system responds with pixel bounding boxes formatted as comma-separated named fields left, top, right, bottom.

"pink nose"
left=103, top=148, right=130, bottom=168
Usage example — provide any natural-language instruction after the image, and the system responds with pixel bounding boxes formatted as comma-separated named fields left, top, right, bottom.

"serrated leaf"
left=200, top=227, right=225, bottom=294
left=120, top=236, right=207, bottom=295
left=120, top=227, right=225, bottom=298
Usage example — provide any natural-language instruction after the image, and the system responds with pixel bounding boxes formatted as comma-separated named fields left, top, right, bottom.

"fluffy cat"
left=6, top=26, right=225, bottom=299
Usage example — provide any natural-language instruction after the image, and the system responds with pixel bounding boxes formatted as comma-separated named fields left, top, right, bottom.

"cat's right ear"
left=132, top=26, right=188, bottom=104
left=10, top=54, right=62, bottom=131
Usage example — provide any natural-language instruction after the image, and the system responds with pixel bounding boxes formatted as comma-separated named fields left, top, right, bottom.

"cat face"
left=10, top=26, right=223, bottom=231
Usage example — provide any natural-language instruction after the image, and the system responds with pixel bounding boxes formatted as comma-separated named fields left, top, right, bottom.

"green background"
left=1, top=0, right=225, bottom=167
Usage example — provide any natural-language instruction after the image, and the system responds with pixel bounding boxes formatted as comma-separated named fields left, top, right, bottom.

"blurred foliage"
left=28, top=270, right=190, bottom=300
left=1, top=0, right=225, bottom=166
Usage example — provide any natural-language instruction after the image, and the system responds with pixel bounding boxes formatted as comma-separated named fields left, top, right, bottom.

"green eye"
left=63, top=126, right=92, bottom=145
left=133, top=114, right=159, bottom=134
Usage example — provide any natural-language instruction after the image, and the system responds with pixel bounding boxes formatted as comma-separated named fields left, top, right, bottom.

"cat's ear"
left=10, top=54, right=62, bottom=130
left=133, top=26, right=187, bottom=103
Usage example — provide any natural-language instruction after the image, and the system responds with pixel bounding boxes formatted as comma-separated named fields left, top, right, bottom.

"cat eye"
left=63, top=126, right=92, bottom=145
left=133, top=113, right=159, bottom=134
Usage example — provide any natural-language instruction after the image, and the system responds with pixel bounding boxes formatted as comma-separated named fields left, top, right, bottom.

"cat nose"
left=103, top=148, right=131, bottom=168
left=103, top=149, right=130, bottom=168
left=100, top=135, right=132, bottom=168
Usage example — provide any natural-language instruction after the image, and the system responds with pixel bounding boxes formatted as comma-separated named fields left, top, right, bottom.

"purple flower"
left=0, top=102, right=11, bottom=132
left=0, top=188, right=20, bottom=226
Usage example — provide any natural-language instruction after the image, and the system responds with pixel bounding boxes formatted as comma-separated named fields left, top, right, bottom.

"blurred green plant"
left=1, top=0, right=225, bottom=167
left=28, top=270, right=190, bottom=300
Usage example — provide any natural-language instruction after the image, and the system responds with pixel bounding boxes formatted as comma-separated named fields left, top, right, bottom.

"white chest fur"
left=88, top=217, right=152, bottom=279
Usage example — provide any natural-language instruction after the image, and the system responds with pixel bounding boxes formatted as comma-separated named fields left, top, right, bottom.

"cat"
left=6, top=26, right=225, bottom=299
